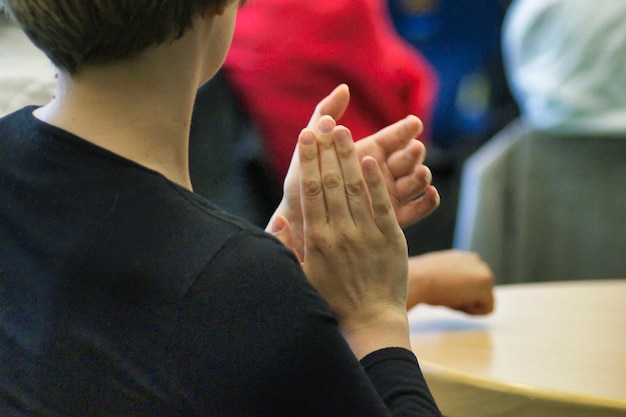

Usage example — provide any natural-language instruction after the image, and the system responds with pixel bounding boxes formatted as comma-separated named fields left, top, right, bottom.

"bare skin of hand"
left=298, top=116, right=412, bottom=359
left=407, top=250, right=495, bottom=315
left=309, top=84, right=439, bottom=228
left=268, top=84, right=439, bottom=261
left=266, top=85, right=492, bottom=320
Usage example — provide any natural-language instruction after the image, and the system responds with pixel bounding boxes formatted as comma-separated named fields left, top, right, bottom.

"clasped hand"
left=273, top=115, right=414, bottom=359
left=267, top=84, right=439, bottom=261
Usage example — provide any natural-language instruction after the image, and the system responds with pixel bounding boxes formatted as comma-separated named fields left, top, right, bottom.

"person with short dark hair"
left=0, top=0, right=442, bottom=415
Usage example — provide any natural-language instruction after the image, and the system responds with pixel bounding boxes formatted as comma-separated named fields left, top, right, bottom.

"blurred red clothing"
left=224, top=0, right=438, bottom=181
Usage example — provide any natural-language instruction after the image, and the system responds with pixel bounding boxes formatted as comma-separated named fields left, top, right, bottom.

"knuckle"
left=344, top=180, right=363, bottom=196
left=421, top=166, right=433, bottom=185
left=302, top=178, right=323, bottom=196
left=373, top=202, right=392, bottom=216
left=301, top=147, right=318, bottom=162
left=335, top=225, right=355, bottom=242
left=318, top=138, right=335, bottom=149
left=308, top=229, right=332, bottom=249
left=322, top=171, right=342, bottom=188
left=336, top=144, right=354, bottom=159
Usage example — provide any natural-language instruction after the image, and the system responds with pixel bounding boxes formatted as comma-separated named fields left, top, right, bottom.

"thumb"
left=270, top=215, right=301, bottom=263
left=307, top=84, right=350, bottom=129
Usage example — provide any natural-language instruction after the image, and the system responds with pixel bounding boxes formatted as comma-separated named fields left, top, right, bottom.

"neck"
left=34, top=35, right=206, bottom=190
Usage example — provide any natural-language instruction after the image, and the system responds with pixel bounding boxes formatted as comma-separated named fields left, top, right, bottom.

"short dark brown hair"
left=1, top=0, right=234, bottom=74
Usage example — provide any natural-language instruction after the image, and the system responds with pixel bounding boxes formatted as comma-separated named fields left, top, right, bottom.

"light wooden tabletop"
left=408, top=280, right=626, bottom=417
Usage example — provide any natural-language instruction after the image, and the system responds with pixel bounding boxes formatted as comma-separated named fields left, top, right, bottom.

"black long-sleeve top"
left=0, top=107, right=441, bottom=417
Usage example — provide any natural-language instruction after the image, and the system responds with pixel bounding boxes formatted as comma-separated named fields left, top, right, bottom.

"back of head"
left=0, top=0, right=228, bottom=75
left=503, top=0, right=626, bottom=135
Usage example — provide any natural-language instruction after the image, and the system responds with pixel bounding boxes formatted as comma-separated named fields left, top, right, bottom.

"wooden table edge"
left=419, top=359, right=626, bottom=415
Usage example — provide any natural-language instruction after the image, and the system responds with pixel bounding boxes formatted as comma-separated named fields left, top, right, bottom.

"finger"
left=395, top=185, right=440, bottom=228
left=394, top=164, right=433, bottom=205
left=270, top=215, right=301, bottom=263
left=367, top=115, right=424, bottom=157
left=317, top=118, right=352, bottom=223
left=386, top=139, right=427, bottom=179
left=285, top=84, right=349, bottom=196
left=361, top=156, right=400, bottom=233
left=455, top=298, right=495, bottom=315
left=355, top=118, right=423, bottom=209
left=307, top=84, right=350, bottom=130
left=333, top=126, right=371, bottom=225
left=298, top=128, right=327, bottom=229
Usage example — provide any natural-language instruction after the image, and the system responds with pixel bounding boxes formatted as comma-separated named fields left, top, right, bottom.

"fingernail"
left=362, top=157, right=376, bottom=173
left=272, top=217, right=285, bottom=233
left=318, top=117, right=334, bottom=134
left=300, top=130, right=315, bottom=145
left=335, top=129, right=349, bottom=143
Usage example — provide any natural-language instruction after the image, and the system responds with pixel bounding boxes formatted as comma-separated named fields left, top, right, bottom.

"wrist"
left=407, top=256, right=429, bottom=308
left=339, top=306, right=411, bottom=360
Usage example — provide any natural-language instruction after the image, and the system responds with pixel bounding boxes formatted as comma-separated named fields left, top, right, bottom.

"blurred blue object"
left=388, top=0, right=509, bottom=148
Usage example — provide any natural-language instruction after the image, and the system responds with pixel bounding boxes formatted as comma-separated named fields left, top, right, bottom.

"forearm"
left=406, top=250, right=495, bottom=314
left=362, top=348, right=442, bottom=417
left=406, top=255, right=431, bottom=308
left=340, top=307, right=412, bottom=361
